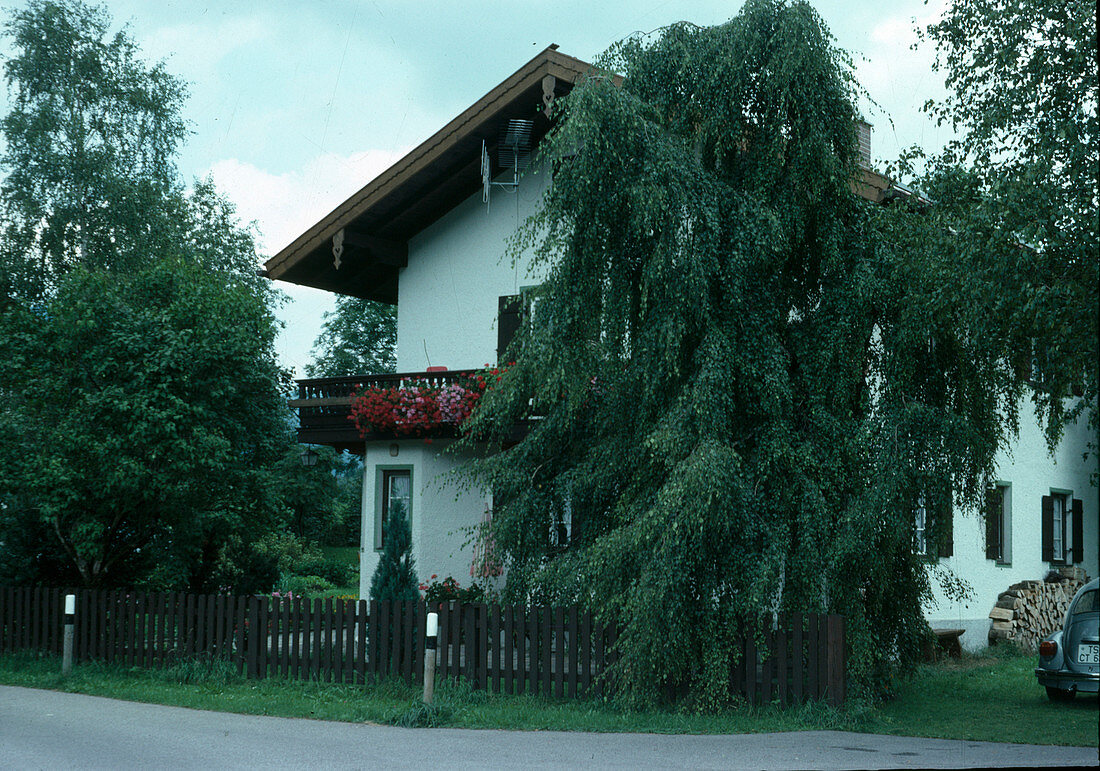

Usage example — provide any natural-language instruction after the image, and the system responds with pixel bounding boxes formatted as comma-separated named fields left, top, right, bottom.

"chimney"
left=856, top=120, right=872, bottom=168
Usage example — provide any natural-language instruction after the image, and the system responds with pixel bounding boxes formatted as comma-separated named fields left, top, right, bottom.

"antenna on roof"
left=481, top=141, right=492, bottom=209
left=482, top=118, right=533, bottom=213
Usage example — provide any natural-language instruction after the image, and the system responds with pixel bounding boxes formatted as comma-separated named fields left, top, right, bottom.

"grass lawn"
left=860, top=650, right=1097, bottom=747
left=319, top=546, right=359, bottom=566
left=0, top=648, right=1094, bottom=746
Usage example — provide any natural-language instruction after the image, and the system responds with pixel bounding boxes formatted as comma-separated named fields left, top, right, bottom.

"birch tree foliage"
left=460, top=0, right=1022, bottom=707
left=920, top=0, right=1098, bottom=447
left=0, top=0, right=187, bottom=299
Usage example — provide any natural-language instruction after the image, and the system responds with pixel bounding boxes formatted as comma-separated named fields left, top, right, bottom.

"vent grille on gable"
left=498, top=118, right=533, bottom=173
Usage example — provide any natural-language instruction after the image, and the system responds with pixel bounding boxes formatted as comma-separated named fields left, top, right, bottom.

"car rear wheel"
left=1045, top=685, right=1076, bottom=702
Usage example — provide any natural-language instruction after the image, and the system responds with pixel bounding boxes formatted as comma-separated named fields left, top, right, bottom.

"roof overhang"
left=263, top=45, right=596, bottom=302
left=264, top=45, right=912, bottom=302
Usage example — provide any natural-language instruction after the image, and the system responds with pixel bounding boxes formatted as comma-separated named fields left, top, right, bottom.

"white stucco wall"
left=395, top=168, right=551, bottom=372
left=358, top=170, right=552, bottom=598
left=362, top=159, right=1099, bottom=627
left=924, top=402, right=1098, bottom=648
left=358, top=439, right=490, bottom=599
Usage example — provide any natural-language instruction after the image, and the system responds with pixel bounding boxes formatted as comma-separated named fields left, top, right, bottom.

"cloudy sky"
left=0, top=0, right=953, bottom=375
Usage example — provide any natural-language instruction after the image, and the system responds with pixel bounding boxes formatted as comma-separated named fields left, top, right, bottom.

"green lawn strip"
left=0, top=653, right=412, bottom=723
left=0, top=650, right=1094, bottom=744
left=860, top=653, right=1097, bottom=748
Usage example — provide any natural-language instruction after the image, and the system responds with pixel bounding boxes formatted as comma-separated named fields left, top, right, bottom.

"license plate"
left=1079, top=644, right=1100, bottom=664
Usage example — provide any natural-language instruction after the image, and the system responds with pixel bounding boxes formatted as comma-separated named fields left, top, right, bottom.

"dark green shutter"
left=1071, top=499, right=1083, bottom=564
left=984, top=489, right=999, bottom=561
left=1041, top=495, right=1053, bottom=562
left=941, top=507, right=953, bottom=558
left=497, top=295, right=522, bottom=363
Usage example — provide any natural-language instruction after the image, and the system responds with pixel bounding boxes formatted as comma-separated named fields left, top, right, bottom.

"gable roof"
left=263, top=45, right=896, bottom=303
left=262, top=45, right=594, bottom=302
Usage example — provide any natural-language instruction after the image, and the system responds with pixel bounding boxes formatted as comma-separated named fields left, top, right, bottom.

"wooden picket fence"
left=0, top=587, right=846, bottom=705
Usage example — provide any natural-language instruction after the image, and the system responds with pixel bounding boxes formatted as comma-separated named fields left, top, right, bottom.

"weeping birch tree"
left=460, top=0, right=1030, bottom=707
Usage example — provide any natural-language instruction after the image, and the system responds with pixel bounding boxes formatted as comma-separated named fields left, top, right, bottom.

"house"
left=265, top=46, right=1097, bottom=647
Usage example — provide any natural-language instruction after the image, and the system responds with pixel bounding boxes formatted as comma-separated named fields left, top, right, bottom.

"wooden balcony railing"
left=289, top=369, right=478, bottom=449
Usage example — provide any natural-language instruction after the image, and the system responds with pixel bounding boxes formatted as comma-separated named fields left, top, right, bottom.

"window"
left=1072, top=589, right=1099, bottom=615
left=913, top=493, right=953, bottom=559
left=984, top=484, right=1011, bottom=564
left=1052, top=494, right=1065, bottom=559
left=497, top=287, right=545, bottom=364
left=376, top=468, right=411, bottom=551
left=1042, top=492, right=1082, bottom=564
left=913, top=497, right=928, bottom=556
left=551, top=494, right=572, bottom=548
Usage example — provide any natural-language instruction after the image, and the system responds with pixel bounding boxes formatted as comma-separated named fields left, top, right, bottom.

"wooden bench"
left=932, top=628, right=965, bottom=658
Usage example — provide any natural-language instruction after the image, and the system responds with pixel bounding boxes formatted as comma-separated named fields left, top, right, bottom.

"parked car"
left=1035, top=578, right=1099, bottom=701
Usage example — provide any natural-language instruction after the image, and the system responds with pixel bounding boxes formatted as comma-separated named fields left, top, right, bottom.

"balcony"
left=290, top=369, right=480, bottom=451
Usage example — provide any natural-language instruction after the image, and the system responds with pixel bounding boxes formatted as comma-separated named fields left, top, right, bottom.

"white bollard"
left=423, top=612, right=439, bottom=705
left=62, top=594, right=75, bottom=676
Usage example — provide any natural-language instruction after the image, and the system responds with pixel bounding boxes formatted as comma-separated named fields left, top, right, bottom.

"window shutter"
left=1041, top=495, right=1053, bottom=562
left=984, top=490, right=999, bottom=561
left=941, top=508, right=953, bottom=558
left=1071, top=498, right=1083, bottom=564
left=497, top=295, right=522, bottom=363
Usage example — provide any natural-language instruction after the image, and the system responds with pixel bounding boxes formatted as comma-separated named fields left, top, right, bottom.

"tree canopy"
left=305, top=296, right=397, bottom=378
left=461, top=0, right=1032, bottom=706
left=920, top=0, right=1098, bottom=448
left=0, top=257, right=291, bottom=587
left=0, top=0, right=300, bottom=591
left=0, top=0, right=188, bottom=299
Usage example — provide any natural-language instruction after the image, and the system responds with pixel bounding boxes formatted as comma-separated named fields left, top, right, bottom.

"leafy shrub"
left=280, top=574, right=336, bottom=596
left=294, top=555, right=355, bottom=587
left=253, top=532, right=357, bottom=591
left=211, top=534, right=280, bottom=595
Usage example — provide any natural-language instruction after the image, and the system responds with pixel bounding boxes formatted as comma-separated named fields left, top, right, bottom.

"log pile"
left=988, top=567, right=1090, bottom=650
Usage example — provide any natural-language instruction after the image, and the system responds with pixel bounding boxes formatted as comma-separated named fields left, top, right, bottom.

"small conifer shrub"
left=369, top=500, right=419, bottom=603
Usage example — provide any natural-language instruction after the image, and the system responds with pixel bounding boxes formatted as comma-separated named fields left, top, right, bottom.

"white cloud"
left=204, top=147, right=410, bottom=255
left=143, top=16, right=270, bottom=73
left=202, top=147, right=410, bottom=376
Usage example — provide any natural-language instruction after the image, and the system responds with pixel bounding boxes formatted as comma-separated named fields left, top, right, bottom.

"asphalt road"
left=1, top=686, right=1096, bottom=770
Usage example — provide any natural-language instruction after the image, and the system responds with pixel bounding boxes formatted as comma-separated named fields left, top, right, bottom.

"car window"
left=1071, top=589, right=1098, bottom=614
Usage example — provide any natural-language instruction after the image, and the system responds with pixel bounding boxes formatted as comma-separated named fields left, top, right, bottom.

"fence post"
left=62, top=594, right=76, bottom=675
left=247, top=596, right=260, bottom=679
left=826, top=614, right=846, bottom=707
left=423, top=612, right=438, bottom=705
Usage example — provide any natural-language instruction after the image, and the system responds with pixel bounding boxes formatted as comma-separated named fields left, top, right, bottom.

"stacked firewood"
left=988, top=567, right=1089, bottom=650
